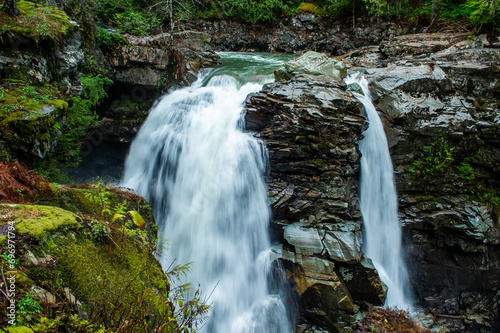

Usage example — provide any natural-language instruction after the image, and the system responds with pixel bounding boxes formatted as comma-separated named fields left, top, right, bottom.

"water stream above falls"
left=346, top=75, right=413, bottom=310
left=121, top=53, right=294, bottom=333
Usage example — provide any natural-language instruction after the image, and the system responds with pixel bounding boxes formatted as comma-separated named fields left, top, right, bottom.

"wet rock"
left=337, top=257, right=387, bottom=306
left=275, top=51, right=347, bottom=82
left=246, top=60, right=380, bottom=331
left=366, top=64, right=452, bottom=95
left=54, top=31, right=84, bottom=77
left=283, top=251, right=358, bottom=332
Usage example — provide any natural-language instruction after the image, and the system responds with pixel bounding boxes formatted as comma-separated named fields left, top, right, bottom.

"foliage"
left=113, top=10, right=161, bottom=35
left=91, top=0, right=161, bottom=35
left=0, top=160, right=53, bottom=204
left=463, top=0, right=500, bottom=26
left=0, top=1, right=73, bottom=43
left=355, top=307, right=431, bottom=332
left=16, top=293, right=42, bottom=326
left=95, top=27, right=128, bottom=53
left=55, top=74, right=113, bottom=166
left=457, top=158, right=475, bottom=181
left=409, top=137, right=455, bottom=178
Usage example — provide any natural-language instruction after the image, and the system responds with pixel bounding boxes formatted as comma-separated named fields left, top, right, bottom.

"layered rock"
left=194, top=16, right=411, bottom=55
left=93, top=30, right=220, bottom=145
left=343, top=33, right=500, bottom=331
left=110, top=30, right=219, bottom=88
left=246, top=52, right=387, bottom=332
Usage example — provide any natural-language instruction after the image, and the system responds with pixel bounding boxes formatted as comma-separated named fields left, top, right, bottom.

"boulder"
left=274, top=51, right=347, bottom=82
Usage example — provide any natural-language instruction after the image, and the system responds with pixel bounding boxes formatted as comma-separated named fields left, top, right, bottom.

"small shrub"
left=16, top=293, right=42, bottom=326
left=95, top=27, right=128, bottom=53
left=55, top=74, right=113, bottom=165
left=457, top=158, right=475, bottom=181
left=409, top=137, right=455, bottom=178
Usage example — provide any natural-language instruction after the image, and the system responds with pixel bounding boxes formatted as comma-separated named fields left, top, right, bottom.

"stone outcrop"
left=194, top=16, right=411, bottom=55
left=110, top=30, right=219, bottom=88
left=246, top=52, right=387, bottom=332
left=343, top=33, right=500, bottom=332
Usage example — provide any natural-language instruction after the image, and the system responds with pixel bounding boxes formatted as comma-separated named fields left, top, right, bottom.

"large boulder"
left=274, top=51, right=347, bottom=82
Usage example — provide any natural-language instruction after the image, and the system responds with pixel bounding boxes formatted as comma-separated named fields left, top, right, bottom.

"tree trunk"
left=430, top=0, right=437, bottom=23
left=3, top=0, right=19, bottom=16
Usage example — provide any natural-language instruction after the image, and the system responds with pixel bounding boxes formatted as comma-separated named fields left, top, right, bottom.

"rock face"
left=110, top=31, right=219, bottom=88
left=194, top=16, right=411, bottom=55
left=246, top=53, right=387, bottom=332
left=94, top=30, right=219, bottom=144
left=343, top=33, right=500, bottom=332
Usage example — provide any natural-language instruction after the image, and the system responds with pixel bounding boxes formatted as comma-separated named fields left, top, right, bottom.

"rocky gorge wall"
left=342, top=33, right=500, bottom=332
left=246, top=52, right=388, bottom=332
left=246, top=33, right=499, bottom=332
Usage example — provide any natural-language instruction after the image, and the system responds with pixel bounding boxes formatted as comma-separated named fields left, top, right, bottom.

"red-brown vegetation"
left=0, top=160, right=53, bottom=203
left=355, top=307, right=432, bottom=333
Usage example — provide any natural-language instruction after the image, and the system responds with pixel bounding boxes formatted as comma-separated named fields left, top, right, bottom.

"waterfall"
left=346, top=75, right=413, bottom=310
left=121, top=53, right=292, bottom=332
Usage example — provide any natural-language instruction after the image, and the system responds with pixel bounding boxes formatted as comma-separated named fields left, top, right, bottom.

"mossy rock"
left=0, top=83, right=67, bottom=160
left=46, top=184, right=158, bottom=244
left=0, top=204, right=81, bottom=241
left=0, top=1, right=74, bottom=43
left=0, top=200, right=172, bottom=331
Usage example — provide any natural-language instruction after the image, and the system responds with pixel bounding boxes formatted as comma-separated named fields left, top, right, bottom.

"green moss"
left=58, top=235, right=170, bottom=328
left=46, top=184, right=158, bottom=244
left=0, top=1, right=74, bottom=43
left=6, top=326, right=34, bottom=333
left=0, top=204, right=81, bottom=240
left=296, top=2, right=324, bottom=15
left=46, top=99, right=68, bottom=111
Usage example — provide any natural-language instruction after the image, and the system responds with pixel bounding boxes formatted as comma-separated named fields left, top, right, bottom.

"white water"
left=121, top=53, right=292, bottom=332
left=346, top=75, right=413, bottom=310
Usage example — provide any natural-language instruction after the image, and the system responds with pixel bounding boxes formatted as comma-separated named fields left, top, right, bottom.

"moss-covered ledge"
left=0, top=192, right=170, bottom=331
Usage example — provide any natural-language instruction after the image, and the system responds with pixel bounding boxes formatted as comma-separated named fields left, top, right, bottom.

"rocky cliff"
left=0, top=2, right=219, bottom=168
left=246, top=35, right=499, bottom=332
left=343, top=33, right=500, bottom=332
left=246, top=52, right=387, bottom=333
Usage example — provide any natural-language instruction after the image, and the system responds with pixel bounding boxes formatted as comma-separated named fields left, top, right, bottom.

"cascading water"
left=346, top=75, right=413, bottom=310
left=121, top=53, right=293, bottom=333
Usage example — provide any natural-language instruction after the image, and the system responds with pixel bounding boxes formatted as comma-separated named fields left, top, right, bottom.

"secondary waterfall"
left=346, top=75, right=413, bottom=310
left=121, top=53, right=292, bottom=332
